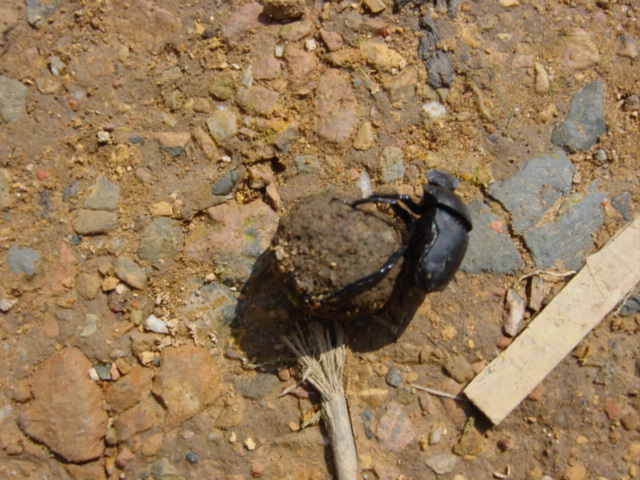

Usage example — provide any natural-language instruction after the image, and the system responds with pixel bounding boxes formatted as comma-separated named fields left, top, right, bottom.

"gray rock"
left=7, top=246, right=41, bottom=277
left=0, top=76, right=28, bottom=123
left=26, top=0, right=57, bottom=27
left=182, top=282, right=237, bottom=334
left=272, top=123, right=300, bottom=153
left=385, top=366, right=403, bottom=387
left=523, top=189, right=606, bottom=270
left=488, top=152, right=575, bottom=234
left=235, top=85, right=279, bottom=116
left=460, top=201, right=522, bottom=275
left=114, top=257, right=148, bottom=290
left=418, top=15, right=454, bottom=89
left=619, top=293, right=640, bottom=317
left=378, top=146, right=405, bottom=184
left=206, top=109, right=238, bottom=143
left=138, top=217, right=184, bottom=262
left=0, top=168, right=13, bottom=210
left=149, top=458, right=185, bottom=480
left=612, top=192, right=633, bottom=221
left=74, top=209, right=118, bottom=235
left=212, top=170, right=240, bottom=196
left=233, top=373, right=280, bottom=401
left=83, top=176, right=120, bottom=211
left=551, top=80, right=607, bottom=153
left=426, top=453, right=459, bottom=475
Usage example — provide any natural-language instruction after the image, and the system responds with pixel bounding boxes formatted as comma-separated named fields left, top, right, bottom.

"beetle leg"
left=321, top=247, right=406, bottom=302
left=350, top=195, right=419, bottom=226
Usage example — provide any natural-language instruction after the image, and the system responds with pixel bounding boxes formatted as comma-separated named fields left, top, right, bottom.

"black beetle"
left=325, top=171, right=472, bottom=300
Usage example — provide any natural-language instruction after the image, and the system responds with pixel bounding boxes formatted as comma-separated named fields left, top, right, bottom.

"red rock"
left=35, top=170, right=50, bottom=181
left=221, top=2, right=263, bottom=47
left=115, top=447, right=135, bottom=468
left=376, top=402, right=416, bottom=451
left=152, top=345, right=222, bottom=428
left=285, top=45, right=318, bottom=95
left=153, top=131, right=191, bottom=148
left=114, top=399, right=162, bottom=442
left=18, top=348, right=108, bottom=463
left=105, top=366, right=154, bottom=414
left=313, top=70, right=357, bottom=144
left=605, top=398, right=623, bottom=421
left=251, top=461, right=265, bottom=477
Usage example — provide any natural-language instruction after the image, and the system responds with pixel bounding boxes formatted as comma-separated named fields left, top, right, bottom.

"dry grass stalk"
left=282, top=322, right=358, bottom=480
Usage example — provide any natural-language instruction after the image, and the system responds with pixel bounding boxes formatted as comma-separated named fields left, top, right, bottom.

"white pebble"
left=423, top=102, right=447, bottom=120
left=88, top=367, right=100, bottom=382
left=358, top=169, right=372, bottom=198
left=305, top=38, right=317, bottom=52
left=275, top=45, right=284, bottom=58
left=241, top=65, right=253, bottom=88
left=144, top=314, right=169, bottom=334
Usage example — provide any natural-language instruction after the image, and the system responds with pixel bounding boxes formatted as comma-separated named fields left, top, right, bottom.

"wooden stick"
left=464, top=217, right=640, bottom=425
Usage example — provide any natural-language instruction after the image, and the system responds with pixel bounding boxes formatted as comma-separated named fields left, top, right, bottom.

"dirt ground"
left=0, top=0, right=639, bottom=479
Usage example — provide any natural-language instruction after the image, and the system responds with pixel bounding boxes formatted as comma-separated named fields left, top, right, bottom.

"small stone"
left=144, top=314, right=169, bottom=334
left=604, top=398, right=623, bottom=421
left=7, top=246, right=41, bottom=277
left=142, top=433, right=165, bottom=456
left=426, top=453, right=459, bottom=475
left=251, top=461, right=264, bottom=477
left=149, top=201, right=173, bottom=217
left=192, top=126, right=219, bottom=161
left=0, top=298, right=14, bottom=312
left=423, top=101, right=446, bottom=121
left=353, top=121, right=375, bottom=151
left=357, top=388, right=389, bottom=407
left=0, top=168, right=13, bottom=210
left=208, top=71, right=236, bottom=100
left=443, top=355, right=474, bottom=383
left=385, top=366, right=403, bottom=387
left=453, top=428, right=485, bottom=457
left=235, top=86, right=279, bottom=116
left=285, top=45, right=319, bottom=95
left=314, top=70, right=357, bottom=144
left=74, top=210, right=118, bottom=235
left=363, top=0, right=386, bottom=13
left=360, top=40, right=405, bottom=72
left=206, top=109, right=239, bottom=143
left=138, top=217, right=184, bottom=262
left=102, top=276, right=119, bottom=292
left=114, top=257, right=148, bottom=290
left=212, top=170, right=241, bottom=196
left=378, top=146, right=405, bottom=184
left=185, top=452, right=199, bottom=464
left=534, top=62, right=549, bottom=94
left=618, top=34, right=639, bottom=59
left=244, top=437, right=256, bottom=451
left=557, top=29, right=600, bottom=71
left=623, top=95, right=640, bottom=112
left=26, top=0, right=57, bottom=27
left=0, top=75, right=28, bottom=123
left=551, top=80, right=606, bottom=153
left=376, top=403, right=416, bottom=451
left=84, top=176, right=120, bottom=211
left=261, top=0, right=305, bottom=21
left=319, top=29, right=343, bottom=52
left=562, top=463, right=586, bottom=480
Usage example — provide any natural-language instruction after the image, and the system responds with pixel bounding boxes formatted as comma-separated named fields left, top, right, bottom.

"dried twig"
left=412, top=383, right=469, bottom=402
left=282, top=322, right=357, bottom=480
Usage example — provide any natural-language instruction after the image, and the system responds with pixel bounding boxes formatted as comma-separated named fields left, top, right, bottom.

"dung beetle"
left=327, top=171, right=472, bottom=299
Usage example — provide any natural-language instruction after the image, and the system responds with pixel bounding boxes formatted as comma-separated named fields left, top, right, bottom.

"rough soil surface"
left=271, top=190, right=405, bottom=320
left=0, top=0, right=639, bottom=479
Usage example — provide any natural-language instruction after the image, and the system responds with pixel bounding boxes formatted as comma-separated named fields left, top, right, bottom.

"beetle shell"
left=415, top=186, right=471, bottom=292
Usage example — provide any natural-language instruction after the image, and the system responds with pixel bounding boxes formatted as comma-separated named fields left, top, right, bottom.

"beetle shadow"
left=232, top=248, right=428, bottom=365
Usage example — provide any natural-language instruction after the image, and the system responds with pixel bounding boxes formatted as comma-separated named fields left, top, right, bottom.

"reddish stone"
left=105, top=366, right=154, bottom=414
left=376, top=402, right=416, bottom=451
left=605, top=398, right=623, bottom=421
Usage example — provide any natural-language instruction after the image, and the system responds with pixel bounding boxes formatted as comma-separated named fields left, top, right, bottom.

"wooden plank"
left=464, top=216, right=640, bottom=425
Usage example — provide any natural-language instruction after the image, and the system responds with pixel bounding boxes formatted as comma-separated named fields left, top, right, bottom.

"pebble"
left=378, top=146, right=405, bottom=184
left=523, top=189, right=606, bottom=270
left=418, top=16, right=455, bottom=89
left=562, top=463, right=586, bottom=480
left=261, top=0, right=305, bottom=21
left=376, top=403, right=416, bottom=451
left=319, top=29, right=343, bottom=52
left=488, top=152, right=575, bottom=234
left=144, top=314, right=169, bottom=334
left=149, top=458, right=183, bottom=480
left=0, top=76, right=28, bottom=123
left=534, top=62, right=550, bottom=94
left=443, top=355, right=474, bottom=383
left=0, top=168, right=13, bottom=210
left=551, top=80, right=607, bottom=153
left=0, top=299, right=14, bottom=312
left=385, top=366, right=403, bottom=387
left=149, top=201, right=173, bottom=217
left=105, top=366, right=154, bottom=413
left=138, top=217, right=184, bottom=262
left=503, top=289, right=525, bottom=337
left=618, top=34, right=639, bottom=59
left=425, top=453, right=459, bottom=475
left=357, top=388, right=390, bottom=407
left=593, top=149, right=608, bottom=163
left=152, top=345, right=222, bottom=427
left=285, top=45, right=319, bottom=95
left=353, top=121, right=375, bottom=151
left=206, top=108, right=239, bottom=143
left=558, top=29, right=600, bottom=71
left=7, top=246, right=41, bottom=277
left=212, top=170, right=241, bottom=196
left=360, top=40, right=406, bottom=72
left=619, top=292, right=640, bottom=317
left=114, top=257, right=148, bottom=290
left=74, top=209, right=118, bottom=235
left=18, top=348, right=108, bottom=463
left=235, top=85, right=279, bottom=116
left=82, top=176, right=120, bottom=211
left=423, top=101, right=447, bottom=121
left=26, top=0, right=57, bottom=27
left=453, top=428, right=485, bottom=457
left=623, top=94, right=640, bottom=112
left=363, top=0, right=386, bottom=13
left=192, top=126, right=219, bottom=161
left=233, top=372, right=281, bottom=401
left=208, top=71, right=236, bottom=101
left=460, top=201, right=522, bottom=274
left=612, top=192, right=633, bottom=221
left=313, top=70, right=357, bottom=144
left=185, top=452, right=199, bottom=464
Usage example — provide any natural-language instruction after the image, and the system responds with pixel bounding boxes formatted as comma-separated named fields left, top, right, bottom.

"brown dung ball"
left=271, top=191, right=405, bottom=320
